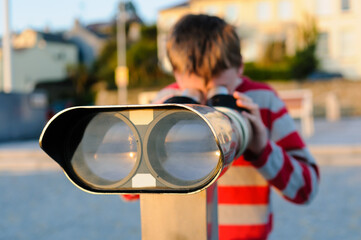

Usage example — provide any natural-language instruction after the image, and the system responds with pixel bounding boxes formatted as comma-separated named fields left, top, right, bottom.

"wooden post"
left=140, top=184, right=218, bottom=240
left=326, top=92, right=340, bottom=122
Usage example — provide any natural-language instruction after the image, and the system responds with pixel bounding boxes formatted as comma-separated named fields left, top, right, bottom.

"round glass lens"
left=71, top=113, right=138, bottom=187
left=147, top=111, right=220, bottom=186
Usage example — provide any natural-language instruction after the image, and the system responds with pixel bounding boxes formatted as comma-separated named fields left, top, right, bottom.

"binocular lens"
left=71, top=113, right=139, bottom=188
left=146, top=111, right=220, bottom=187
left=40, top=104, right=247, bottom=193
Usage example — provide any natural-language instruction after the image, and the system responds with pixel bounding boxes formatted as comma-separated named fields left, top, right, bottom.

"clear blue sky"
left=0, top=0, right=185, bottom=36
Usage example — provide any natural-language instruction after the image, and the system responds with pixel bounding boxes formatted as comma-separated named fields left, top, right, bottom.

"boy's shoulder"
left=153, top=83, right=181, bottom=103
left=163, top=82, right=180, bottom=90
left=237, top=76, right=276, bottom=94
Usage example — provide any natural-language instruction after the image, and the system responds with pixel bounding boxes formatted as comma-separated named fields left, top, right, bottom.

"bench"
left=278, top=89, right=314, bottom=137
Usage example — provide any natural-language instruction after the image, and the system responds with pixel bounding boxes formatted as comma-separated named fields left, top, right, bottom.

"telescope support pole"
left=140, top=184, right=218, bottom=240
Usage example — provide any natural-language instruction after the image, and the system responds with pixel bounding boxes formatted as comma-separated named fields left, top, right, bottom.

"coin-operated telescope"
left=40, top=94, right=251, bottom=240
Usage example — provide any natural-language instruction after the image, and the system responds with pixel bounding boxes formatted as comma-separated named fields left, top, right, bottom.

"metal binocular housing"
left=40, top=102, right=251, bottom=194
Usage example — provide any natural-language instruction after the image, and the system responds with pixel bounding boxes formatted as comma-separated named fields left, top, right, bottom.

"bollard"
left=326, top=92, right=340, bottom=122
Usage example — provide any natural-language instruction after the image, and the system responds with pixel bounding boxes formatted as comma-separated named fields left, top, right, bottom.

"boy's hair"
left=166, top=14, right=242, bottom=82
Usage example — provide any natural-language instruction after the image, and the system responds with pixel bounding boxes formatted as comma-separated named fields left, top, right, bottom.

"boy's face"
left=174, top=66, right=244, bottom=98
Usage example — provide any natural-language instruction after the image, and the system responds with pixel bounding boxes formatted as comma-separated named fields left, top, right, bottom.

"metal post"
left=140, top=184, right=219, bottom=240
left=115, top=0, right=128, bottom=104
left=3, top=0, right=13, bottom=93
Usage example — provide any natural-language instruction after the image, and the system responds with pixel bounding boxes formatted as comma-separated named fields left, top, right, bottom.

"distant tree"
left=124, top=1, right=139, bottom=20
left=290, top=15, right=319, bottom=80
left=67, top=63, right=97, bottom=104
left=261, top=41, right=287, bottom=66
left=92, top=23, right=172, bottom=89
left=92, top=39, right=118, bottom=89
left=290, top=44, right=318, bottom=80
left=126, top=25, right=173, bottom=88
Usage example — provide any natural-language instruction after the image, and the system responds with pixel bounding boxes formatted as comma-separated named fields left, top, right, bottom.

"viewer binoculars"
left=40, top=89, right=251, bottom=194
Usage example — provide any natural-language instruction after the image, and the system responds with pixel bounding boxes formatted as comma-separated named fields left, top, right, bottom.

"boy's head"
left=166, top=14, right=242, bottom=84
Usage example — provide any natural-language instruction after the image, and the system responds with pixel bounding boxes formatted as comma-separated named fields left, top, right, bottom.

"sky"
left=0, top=0, right=185, bottom=36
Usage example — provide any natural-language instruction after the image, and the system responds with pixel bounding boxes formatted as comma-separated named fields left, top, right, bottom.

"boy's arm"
left=243, top=92, right=320, bottom=204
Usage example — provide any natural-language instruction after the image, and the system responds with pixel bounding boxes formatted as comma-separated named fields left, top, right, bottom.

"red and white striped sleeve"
left=151, top=83, right=181, bottom=103
left=243, top=88, right=320, bottom=204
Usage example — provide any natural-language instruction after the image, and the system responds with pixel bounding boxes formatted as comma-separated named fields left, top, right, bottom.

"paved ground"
left=305, top=117, right=361, bottom=146
left=0, top=171, right=141, bottom=240
left=1, top=166, right=361, bottom=240
left=0, top=117, right=361, bottom=240
left=270, top=166, right=361, bottom=240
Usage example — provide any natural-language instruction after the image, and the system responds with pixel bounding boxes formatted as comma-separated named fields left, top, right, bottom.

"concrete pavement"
left=1, top=166, right=360, bottom=240
left=0, top=141, right=59, bottom=173
left=1, top=117, right=361, bottom=240
left=306, top=117, right=361, bottom=146
left=301, top=117, right=361, bottom=166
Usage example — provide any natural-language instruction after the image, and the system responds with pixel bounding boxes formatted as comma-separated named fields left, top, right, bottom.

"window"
left=55, top=52, right=66, bottom=61
left=316, top=0, right=332, bottom=15
left=316, top=32, right=329, bottom=57
left=257, top=1, right=271, bottom=22
left=341, top=0, right=350, bottom=11
left=242, top=39, right=259, bottom=62
left=205, top=5, right=218, bottom=16
left=225, top=4, right=239, bottom=23
left=164, top=17, right=177, bottom=30
left=339, top=30, right=354, bottom=57
left=278, top=0, right=293, bottom=20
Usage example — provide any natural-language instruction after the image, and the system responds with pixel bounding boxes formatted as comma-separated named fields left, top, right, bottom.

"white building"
left=65, top=20, right=109, bottom=68
left=158, top=0, right=361, bottom=80
left=314, top=0, right=361, bottom=79
left=0, top=29, right=78, bottom=93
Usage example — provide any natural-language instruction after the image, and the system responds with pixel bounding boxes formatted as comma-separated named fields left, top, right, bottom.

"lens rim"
left=67, top=112, right=142, bottom=190
left=143, top=109, right=222, bottom=189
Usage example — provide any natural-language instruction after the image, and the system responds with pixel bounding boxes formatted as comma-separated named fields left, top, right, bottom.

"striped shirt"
left=154, top=76, right=320, bottom=240
left=123, top=76, right=320, bottom=239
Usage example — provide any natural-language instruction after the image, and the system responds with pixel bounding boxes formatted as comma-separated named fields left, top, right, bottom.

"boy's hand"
left=233, top=92, right=268, bottom=156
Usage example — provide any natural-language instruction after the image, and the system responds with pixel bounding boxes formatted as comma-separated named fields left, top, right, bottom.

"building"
left=65, top=19, right=109, bottom=68
left=158, top=0, right=361, bottom=80
left=0, top=29, right=78, bottom=93
left=315, top=0, right=361, bottom=79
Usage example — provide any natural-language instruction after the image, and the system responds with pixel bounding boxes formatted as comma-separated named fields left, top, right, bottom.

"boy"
left=153, top=14, right=320, bottom=240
